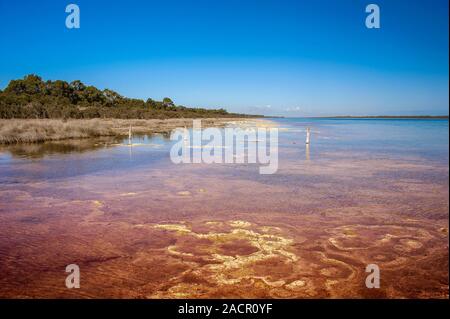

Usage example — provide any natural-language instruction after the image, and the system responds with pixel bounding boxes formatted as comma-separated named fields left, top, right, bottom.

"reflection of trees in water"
left=1, top=132, right=171, bottom=158
left=0, top=136, right=123, bottom=158
left=159, top=131, right=171, bottom=139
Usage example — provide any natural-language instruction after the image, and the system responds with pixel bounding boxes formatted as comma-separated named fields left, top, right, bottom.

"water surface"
left=0, top=118, right=448, bottom=298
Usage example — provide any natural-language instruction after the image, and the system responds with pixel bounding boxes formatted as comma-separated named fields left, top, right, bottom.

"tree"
left=70, top=80, right=86, bottom=91
left=49, top=80, right=71, bottom=97
left=5, top=74, right=45, bottom=95
left=0, top=75, right=240, bottom=119
left=82, top=86, right=104, bottom=103
left=162, top=97, right=174, bottom=107
left=103, top=89, right=122, bottom=104
left=146, top=98, right=158, bottom=109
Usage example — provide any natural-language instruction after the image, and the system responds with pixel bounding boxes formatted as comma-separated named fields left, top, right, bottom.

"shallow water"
left=0, top=118, right=448, bottom=298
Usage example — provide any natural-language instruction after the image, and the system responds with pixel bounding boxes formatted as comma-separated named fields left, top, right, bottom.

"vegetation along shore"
left=0, top=74, right=262, bottom=144
left=0, top=74, right=258, bottom=120
left=0, top=118, right=259, bottom=144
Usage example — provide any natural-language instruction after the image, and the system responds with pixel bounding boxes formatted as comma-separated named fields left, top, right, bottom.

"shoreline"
left=305, top=115, right=449, bottom=119
left=0, top=118, right=268, bottom=145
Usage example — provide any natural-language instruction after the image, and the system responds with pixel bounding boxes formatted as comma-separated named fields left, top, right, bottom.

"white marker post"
left=183, top=126, right=188, bottom=141
left=128, top=125, right=132, bottom=145
left=306, top=127, right=311, bottom=144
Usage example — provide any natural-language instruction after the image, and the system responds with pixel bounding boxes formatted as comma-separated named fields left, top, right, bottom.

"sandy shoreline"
left=0, top=118, right=271, bottom=144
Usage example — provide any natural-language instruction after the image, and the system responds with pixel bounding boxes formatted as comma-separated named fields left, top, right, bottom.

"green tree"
left=0, top=75, right=243, bottom=119
left=70, top=80, right=86, bottom=91
left=162, top=97, right=174, bottom=107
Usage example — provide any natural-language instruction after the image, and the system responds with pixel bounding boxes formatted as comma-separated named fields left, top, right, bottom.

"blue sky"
left=0, top=0, right=448, bottom=116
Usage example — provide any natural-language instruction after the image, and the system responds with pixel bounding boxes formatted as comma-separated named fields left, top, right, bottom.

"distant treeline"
left=316, top=115, right=449, bottom=119
left=0, top=75, right=256, bottom=119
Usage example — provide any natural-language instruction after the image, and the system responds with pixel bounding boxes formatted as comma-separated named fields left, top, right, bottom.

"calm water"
left=0, top=118, right=448, bottom=181
left=0, top=118, right=448, bottom=298
left=277, top=118, right=449, bottom=162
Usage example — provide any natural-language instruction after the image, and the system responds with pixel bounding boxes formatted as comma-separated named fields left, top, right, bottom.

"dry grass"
left=0, top=119, right=115, bottom=144
left=0, top=118, right=251, bottom=144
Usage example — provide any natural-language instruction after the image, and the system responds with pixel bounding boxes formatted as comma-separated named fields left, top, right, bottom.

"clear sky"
left=0, top=0, right=448, bottom=116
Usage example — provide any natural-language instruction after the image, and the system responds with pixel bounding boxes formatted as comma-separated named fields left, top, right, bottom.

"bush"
left=0, top=75, right=254, bottom=119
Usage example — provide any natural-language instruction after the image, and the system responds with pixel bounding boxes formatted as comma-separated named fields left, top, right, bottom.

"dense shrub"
left=0, top=75, right=255, bottom=119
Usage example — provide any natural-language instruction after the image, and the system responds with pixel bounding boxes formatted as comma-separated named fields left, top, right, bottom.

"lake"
left=0, top=118, right=448, bottom=298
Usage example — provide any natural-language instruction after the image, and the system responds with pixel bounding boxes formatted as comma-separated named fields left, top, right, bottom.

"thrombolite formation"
left=149, top=221, right=301, bottom=297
